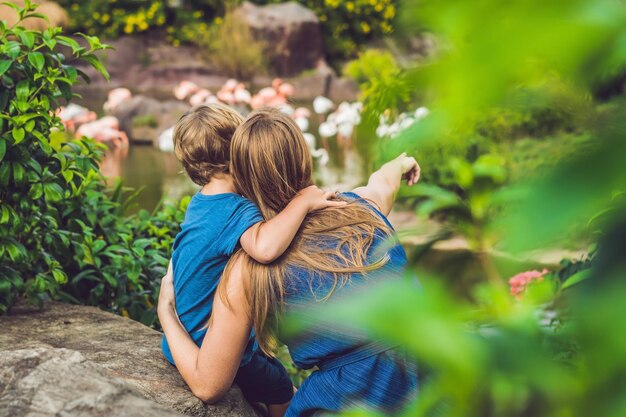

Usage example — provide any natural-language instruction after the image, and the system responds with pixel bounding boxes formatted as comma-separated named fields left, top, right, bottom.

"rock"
left=236, top=1, right=325, bottom=76
left=0, top=1, right=68, bottom=31
left=0, top=348, right=184, bottom=417
left=73, top=33, right=224, bottom=95
left=72, top=31, right=354, bottom=102
left=0, top=302, right=258, bottom=417
left=110, top=95, right=188, bottom=145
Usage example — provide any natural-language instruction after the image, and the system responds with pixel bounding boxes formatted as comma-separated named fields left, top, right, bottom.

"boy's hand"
left=296, top=185, right=348, bottom=212
left=158, top=260, right=176, bottom=312
left=395, top=152, right=420, bottom=186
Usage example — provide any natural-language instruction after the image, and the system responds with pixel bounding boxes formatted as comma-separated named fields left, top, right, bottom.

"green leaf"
left=14, top=100, right=29, bottom=113
left=24, top=119, right=35, bottom=132
left=5, top=41, right=21, bottom=60
left=12, top=127, right=25, bottom=143
left=18, top=30, right=35, bottom=49
left=52, top=269, right=68, bottom=284
left=22, top=12, right=48, bottom=22
left=77, top=33, right=103, bottom=50
left=561, top=269, right=592, bottom=291
left=11, top=162, right=24, bottom=184
left=43, top=182, right=64, bottom=202
left=56, top=36, right=81, bottom=54
left=6, top=242, right=22, bottom=261
left=0, top=140, right=6, bottom=162
left=28, top=183, right=43, bottom=199
left=0, top=160, right=10, bottom=187
left=27, top=51, right=44, bottom=72
left=0, top=205, right=10, bottom=223
left=42, top=35, right=56, bottom=50
left=0, top=60, right=11, bottom=77
left=0, top=2, right=20, bottom=12
left=91, top=239, right=106, bottom=254
left=64, top=65, right=77, bottom=83
left=128, top=262, right=141, bottom=282
left=62, top=169, right=74, bottom=183
left=81, top=54, right=110, bottom=81
left=16, top=80, right=29, bottom=102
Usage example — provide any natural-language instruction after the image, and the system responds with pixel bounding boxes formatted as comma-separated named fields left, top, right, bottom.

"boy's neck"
left=200, top=174, right=237, bottom=195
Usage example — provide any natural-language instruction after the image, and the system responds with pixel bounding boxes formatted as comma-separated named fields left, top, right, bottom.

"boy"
left=161, top=103, right=344, bottom=415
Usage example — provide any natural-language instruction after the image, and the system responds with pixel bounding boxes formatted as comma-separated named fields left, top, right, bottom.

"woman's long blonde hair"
left=220, top=108, right=393, bottom=355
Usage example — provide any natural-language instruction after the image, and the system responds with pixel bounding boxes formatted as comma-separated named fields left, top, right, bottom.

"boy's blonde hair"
left=173, top=103, right=244, bottom=186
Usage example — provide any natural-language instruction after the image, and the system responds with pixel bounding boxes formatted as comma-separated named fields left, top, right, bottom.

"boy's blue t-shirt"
left=161, top=192, right=263, bottom=366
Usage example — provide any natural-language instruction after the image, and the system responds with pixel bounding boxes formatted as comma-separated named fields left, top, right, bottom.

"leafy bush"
left=0, top=2, right=185, bottom=326
left=197, top=8, right=267, bottom=80
left=284, top=0, right=626, bottom=416
left=475, top=107, right=576, bottom=141
left=54, top=0, right=222, bottom=44
left=56, top=0, right=167, bottom=37
left=344, top=49, right=400, bottom=95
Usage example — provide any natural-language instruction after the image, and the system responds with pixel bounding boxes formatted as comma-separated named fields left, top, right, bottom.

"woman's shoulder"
left=339, top=191, right=395, bottom=231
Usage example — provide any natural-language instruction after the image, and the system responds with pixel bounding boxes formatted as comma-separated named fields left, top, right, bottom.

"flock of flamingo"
left=56, top=78, right=429, bottom=168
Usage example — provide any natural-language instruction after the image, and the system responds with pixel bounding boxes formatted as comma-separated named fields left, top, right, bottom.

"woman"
left=158, top=108, right=420, bottom=416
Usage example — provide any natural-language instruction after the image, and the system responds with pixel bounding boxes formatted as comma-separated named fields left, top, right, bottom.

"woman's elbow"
left=253, top=246, right=278, bottom=264
left=192, top=385, right=228, bottom=404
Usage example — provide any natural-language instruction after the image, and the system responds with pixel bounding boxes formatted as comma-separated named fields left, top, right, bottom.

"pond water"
left=100, top=145, right=196, bottom=212
left=101, top=144, right=365, bottom=212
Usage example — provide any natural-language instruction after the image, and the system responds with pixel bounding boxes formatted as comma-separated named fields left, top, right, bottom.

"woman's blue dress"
left=283, top=193, right=418, bottom=416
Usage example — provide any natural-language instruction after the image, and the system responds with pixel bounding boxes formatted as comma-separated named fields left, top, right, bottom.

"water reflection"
left=101, top=145, right=365, bottom=212
left=101, top=145, right=198, bottom=212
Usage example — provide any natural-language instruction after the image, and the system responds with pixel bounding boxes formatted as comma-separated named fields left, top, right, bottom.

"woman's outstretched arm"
left=157, top=259, right=251, bottom=403
left=352, top=153, right=420, bottom=215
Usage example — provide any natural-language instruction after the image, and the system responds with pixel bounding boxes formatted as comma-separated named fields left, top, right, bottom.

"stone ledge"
left=0, top=302, right=258, bottom=417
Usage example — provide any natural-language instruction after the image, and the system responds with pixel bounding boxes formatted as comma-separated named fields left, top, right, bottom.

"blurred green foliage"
left=197, top=7, right=267, bottom=80
left=286, top=0, right=626, bottom=415
left=0, top=1, right=186, bottom=326
left=344, top=49, right=409, bottom=111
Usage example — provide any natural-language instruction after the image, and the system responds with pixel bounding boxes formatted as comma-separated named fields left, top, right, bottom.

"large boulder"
left=236, top=1, right=325, bottom=76
left=0, top=302, right=258, bottom=417
left=0, top=1, right=68, bottom=31
left=0, top=348, right=184, bottom=417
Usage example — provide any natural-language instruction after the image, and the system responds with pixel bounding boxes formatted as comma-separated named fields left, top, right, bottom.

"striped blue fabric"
left=282, top=193, right=418, bottom=416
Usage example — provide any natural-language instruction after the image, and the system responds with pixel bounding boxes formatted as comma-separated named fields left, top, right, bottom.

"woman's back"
left=279, top=193, right=418, bottom=416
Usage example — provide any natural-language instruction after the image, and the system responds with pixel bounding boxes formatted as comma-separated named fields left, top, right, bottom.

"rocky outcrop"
left=236, top=2, right=324, bottom=76
left=0, top=348, right=184, bottom=417
left=0, top=302, right=258, bottom=417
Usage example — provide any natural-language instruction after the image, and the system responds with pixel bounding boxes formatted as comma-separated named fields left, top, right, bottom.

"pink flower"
left=509, top=269, right=549, bottom=299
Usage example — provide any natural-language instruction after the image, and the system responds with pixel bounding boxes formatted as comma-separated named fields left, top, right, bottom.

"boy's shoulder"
left=174, top=192, right=262, bottom=256
left=183, top=192, right=260, bottom=225
left=187, top=192, right=250, bottom=211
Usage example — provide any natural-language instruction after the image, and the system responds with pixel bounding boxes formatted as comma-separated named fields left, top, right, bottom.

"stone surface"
left=0, top=302, right=258, bottom=417
left=0, top=348, right=183, bottom=417
left=109, top=95, right=188, bottom=144
left=236, top=1, right=325, bottom=76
